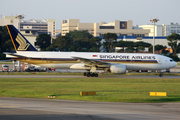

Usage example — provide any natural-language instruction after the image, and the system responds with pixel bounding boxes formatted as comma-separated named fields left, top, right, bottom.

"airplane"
left=4, top=25, right=177, bottom=77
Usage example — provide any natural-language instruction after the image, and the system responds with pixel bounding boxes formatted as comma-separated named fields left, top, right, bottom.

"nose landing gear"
left=83, top=72, right=98, bottom=77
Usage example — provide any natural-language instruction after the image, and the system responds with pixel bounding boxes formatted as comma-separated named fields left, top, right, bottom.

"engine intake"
left=110, top=64, right=126, bottom=74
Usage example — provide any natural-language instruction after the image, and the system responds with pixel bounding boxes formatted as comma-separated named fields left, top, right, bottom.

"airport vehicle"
left=37, top=67, right=47, bottom=72
left=47, top=68, right=55, bottom=71
left=2, top=64, right=9, bottom=72
left=25, top=65, right=47, bottom=72
left=4, top=25, right=177, bottom=77
left=25, top=66, right=38, bottom=72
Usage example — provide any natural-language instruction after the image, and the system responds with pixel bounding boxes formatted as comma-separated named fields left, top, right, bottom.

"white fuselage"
left=7, top=51, right=177, bottom=71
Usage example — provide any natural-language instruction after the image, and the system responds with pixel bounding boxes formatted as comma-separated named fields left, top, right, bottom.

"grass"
left=0, top=72, right=83, bottom=75
left=0, top=78, right=180, bottom=103
left=0, top=72, right=180, bottom=76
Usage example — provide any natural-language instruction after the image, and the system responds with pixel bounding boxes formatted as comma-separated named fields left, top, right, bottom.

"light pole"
left=150, top=18, right=159, bottom=54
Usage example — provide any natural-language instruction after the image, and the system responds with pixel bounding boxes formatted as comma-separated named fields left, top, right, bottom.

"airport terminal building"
left=0, top=15, right=56, bottom=46
left=61, top=19, right=150, bottom=37
left=1, top=16, right=180, bottom=50
left=61, top=19, right=180, bottom=49
left=62, top=19, right=180, bottom=37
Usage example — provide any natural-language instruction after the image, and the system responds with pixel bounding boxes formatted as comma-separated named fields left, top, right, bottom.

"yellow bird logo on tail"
left=16, top=33, right=30, bottom=50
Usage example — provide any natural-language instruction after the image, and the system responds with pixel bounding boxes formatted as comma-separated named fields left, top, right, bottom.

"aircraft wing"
left=72, top=56, right=110, bottom=67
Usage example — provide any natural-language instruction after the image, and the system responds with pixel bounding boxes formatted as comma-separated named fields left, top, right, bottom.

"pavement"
left=0, top=97, right=180, bottom=120
left=0, top=75, right=179, bottom=78
left=0, top=64, right=179, bottom=119
left=0, top=64, right=179, bottom=79
left=0, top=64, right=180, bottom=73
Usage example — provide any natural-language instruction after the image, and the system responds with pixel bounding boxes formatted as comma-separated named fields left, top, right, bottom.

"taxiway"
left=0, top=97, right=180, bottom=120
left=0, top=75, right=179, bottom=78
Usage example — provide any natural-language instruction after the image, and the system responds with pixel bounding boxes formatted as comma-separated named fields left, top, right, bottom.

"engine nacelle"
left=110, top=64, right=126, bottom=74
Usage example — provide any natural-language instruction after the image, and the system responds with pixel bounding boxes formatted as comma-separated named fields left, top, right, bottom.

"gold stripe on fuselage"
left=12, top=58, right=78, bottom=65
left=12, top=58, right=158, bottom=65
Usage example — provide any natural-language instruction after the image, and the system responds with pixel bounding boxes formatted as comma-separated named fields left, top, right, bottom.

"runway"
left=0, top=75, right=179, bottom=78
left=0, top=97, right=180, bottom=120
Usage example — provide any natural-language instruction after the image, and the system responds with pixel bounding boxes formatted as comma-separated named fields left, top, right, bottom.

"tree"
left=0, top=26, right=14, bottom=59
left=168, top=54, right=179, bottom=61
left=137, top=46, right=145, bottom=53
left=115, top=41, right=126, bottom=52
left=52, top=36, right=72, bottom=51
left=167, top=33, right=180, bottom=56
left=117, top=49, right=124, bottom=53
left=66, top=30, right=93, bottom=51
left=35, top=33, right=51, bottom=51
left=148, top=46, right=153, bottom=53
left=161, top=46, right=169, bottom=55
left=69, top=38, right=89, bottom=52
left=89, top=37, right=102, bottom=52
left=177, top=43, right=180, bottom=53
left=0, top=26, right=14, bottom=52
left=149, top=45, right=167, bottom=54
left=115, top=41, right=152, bottom=53
left=155, top=44, right=164, bottom=54
left=126, top=46, right=134, bottom=53
left=65, top=30, right=101, bottom=52
left=103, top=33, right=117, bottom=52
left=36, top=30, right=102, bottom=52
left=66, top=30, right=93, bottom=40
left=133, top=41, right=151, bottom=47
left=124, top=41, right=134, bottom=47
left=46, top=44, right=56, bottom=51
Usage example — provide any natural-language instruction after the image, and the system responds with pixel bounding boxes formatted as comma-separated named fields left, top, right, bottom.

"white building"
left=0, top=15, right=56, bottom=46
left=20, top=19, right=56, bottom=38
left=0, top=16, right=19, bottom=28
left=162, top=23, right=180, bottom=36
left=139, top=22, right=180, bottom=36
left=121, top=36, right=170, bottom=48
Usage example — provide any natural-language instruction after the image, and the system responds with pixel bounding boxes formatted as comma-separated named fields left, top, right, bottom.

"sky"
left=1, top=0, right=180, bottom=29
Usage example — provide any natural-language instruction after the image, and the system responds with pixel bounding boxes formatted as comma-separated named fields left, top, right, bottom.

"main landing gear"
left=159, top=73, right=163, bottom=77
left=83, top=72, right=98, bottom=77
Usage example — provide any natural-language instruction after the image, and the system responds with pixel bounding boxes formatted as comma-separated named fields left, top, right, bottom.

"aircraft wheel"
left=91, top=73, right=95, bottom=77
left=83, top=72, right=87, bottom=76
left=95, top=73, right=98, bottom=77
left=159, top=74, right=163, bottom=77
left=87, top=73, right=90, bottom=77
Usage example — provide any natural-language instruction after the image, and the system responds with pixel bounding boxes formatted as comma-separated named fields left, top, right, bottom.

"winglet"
left=6, top=25, right=37, bottom=51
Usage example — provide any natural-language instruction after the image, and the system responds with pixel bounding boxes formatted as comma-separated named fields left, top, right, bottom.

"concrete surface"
left=0, top=75, right=179, bottom=78
left=0, top=97, right=180, bottom=120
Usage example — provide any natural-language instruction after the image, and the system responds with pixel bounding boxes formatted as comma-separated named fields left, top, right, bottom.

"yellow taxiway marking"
left=150, top=92, right=167, bottom=96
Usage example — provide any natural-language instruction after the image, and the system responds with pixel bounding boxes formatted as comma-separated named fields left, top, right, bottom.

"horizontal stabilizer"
left=3, top=52, right=28, bottom=59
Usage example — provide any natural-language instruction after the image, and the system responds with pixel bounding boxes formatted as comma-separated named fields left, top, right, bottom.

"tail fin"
left=6, top=25, right=37, bottom=51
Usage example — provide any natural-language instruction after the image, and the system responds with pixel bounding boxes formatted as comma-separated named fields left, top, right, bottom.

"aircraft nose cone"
left=174, top=62, right=177, bottom=67
left=172, top=62, right=177, bottom=68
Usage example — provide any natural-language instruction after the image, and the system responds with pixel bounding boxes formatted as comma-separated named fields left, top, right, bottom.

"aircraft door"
left=41, top=55, right=45, bottom=61
left=158, top=58, right=162, bottom=64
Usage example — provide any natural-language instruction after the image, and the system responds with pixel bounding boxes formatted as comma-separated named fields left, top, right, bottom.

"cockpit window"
left=170, top=59, right=173, bottom=62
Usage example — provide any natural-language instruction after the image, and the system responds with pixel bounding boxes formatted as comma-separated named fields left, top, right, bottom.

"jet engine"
left=110, top=64, right=126, bottom=74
